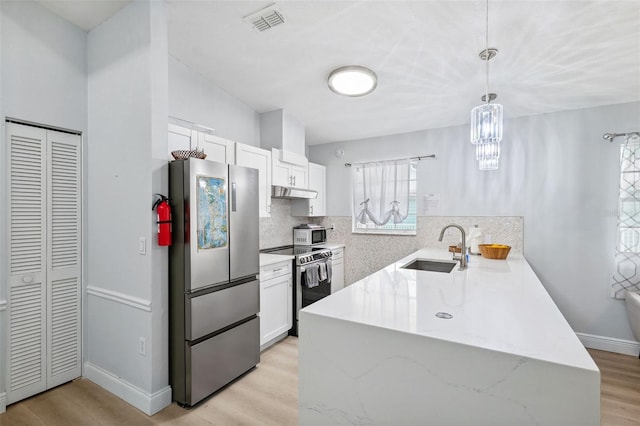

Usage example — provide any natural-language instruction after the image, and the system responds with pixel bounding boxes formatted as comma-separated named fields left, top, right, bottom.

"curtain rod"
left=345, top=154, right=436, bottom=167
left=603, top=131, right=640, bottom=142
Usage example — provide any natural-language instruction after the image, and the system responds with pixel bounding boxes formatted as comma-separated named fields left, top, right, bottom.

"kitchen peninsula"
left=298, top=249, right=600, bottom=425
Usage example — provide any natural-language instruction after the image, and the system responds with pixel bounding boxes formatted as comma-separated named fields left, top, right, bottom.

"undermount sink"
left=401, top=259, right=457, bottom=273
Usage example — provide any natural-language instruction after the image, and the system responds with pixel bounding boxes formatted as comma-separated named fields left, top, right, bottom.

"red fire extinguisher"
left=152, top=194, right=172, bottom=246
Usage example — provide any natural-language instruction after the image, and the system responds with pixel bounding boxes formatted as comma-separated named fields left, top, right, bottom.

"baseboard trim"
left=577, top=332, right=640, bottom=356
left=0, top=392, right=6, bottom=414
left=83, top=362, right=171, bottom=415
left=86, top=286, right=151, bottom=312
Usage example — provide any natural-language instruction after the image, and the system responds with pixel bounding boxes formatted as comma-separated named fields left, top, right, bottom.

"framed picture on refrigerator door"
left=196, top=175, right=228, bottom=249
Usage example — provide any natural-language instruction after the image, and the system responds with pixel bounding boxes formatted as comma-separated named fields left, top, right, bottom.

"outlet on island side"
left=139, top=337, right=146, bottom=356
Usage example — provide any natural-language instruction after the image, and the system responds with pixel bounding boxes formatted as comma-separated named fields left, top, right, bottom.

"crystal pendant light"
left=470, top=0, right=503, bottom=171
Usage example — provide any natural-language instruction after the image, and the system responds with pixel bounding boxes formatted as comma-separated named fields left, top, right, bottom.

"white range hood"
left=260, top=109, right=308, bottom=166
left=261, top=109, right=313, bottom=199
left=271, top=185, right=317, bottom=199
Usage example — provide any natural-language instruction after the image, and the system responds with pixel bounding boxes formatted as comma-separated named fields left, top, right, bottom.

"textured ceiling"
left=35, top=1, right=640, bottom=145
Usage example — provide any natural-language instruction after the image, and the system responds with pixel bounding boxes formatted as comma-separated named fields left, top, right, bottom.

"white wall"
left=0, top=0, right=88, bottom=412
left=168, top=55, right=260, bottom=147
left=87, top=0, right=170, bottom=414
left=309, top=102, right=640, bottom=342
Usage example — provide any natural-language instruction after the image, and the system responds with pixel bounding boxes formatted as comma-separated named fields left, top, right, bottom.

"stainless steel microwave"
left=293, top=225, right=327, bottom=246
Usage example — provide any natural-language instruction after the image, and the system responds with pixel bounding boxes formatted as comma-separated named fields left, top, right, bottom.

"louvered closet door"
left=6, top=123, right=82, bottom=405
left=6, top=123, right=48, bottom=404
left=46, top=130, right=81, bottom=388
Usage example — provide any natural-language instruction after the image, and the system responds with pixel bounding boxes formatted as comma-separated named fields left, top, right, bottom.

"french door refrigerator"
left=169, top=158, right=260, bottom=406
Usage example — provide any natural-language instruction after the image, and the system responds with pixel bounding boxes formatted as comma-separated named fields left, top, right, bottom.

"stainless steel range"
left=261, top=245, right=333, bottom=336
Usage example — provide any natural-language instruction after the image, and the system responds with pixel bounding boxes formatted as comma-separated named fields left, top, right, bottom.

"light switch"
left=139, top=237, right=146, bottom=255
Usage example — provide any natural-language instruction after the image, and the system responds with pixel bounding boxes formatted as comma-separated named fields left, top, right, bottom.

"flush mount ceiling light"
left=470, top=0, right=504, bottom=171
left=327, top=66, right=377, bottom=97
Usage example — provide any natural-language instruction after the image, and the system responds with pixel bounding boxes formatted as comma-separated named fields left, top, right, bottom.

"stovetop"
left=261, top=245, right=332, bottom=265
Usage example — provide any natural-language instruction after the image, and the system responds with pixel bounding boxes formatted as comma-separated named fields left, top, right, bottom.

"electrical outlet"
left=138, top=237, right=146, bottom=255
left=139, top=337, right=146, bottom=356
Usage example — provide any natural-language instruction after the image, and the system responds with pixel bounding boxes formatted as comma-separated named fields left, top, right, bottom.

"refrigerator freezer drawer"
left=187, top=279, right=259, bottom=341
left=186, top=316, right=260, bottom=406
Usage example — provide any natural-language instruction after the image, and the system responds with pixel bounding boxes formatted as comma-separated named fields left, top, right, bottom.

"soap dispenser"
left=468, top=225, right=483, bottom=255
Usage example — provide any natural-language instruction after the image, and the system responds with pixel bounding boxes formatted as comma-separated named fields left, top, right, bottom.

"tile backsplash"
left=259, top=200, right=523, bottom=286
left=259, top=199, right=309, bottom=249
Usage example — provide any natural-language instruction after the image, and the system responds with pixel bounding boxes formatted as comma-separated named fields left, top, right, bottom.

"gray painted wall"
left=309, top=102, right=640, bottom=341
left=1, top=0, right=88, bottom=407
left=168, top=55, right=260, bottom=147
left=87, top=0, right=168, bottom=398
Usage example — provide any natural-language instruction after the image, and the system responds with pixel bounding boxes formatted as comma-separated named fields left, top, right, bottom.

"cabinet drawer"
left=260, top=260, right=292, bottom=281
left=332, top=248, right=344, bottom=260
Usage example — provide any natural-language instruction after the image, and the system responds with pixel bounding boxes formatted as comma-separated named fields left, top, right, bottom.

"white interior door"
left=46, top=130, right=82, bottom=389
left=5, top=122, right=82, bottom=404
left=6, top=123, right=47, bottom=404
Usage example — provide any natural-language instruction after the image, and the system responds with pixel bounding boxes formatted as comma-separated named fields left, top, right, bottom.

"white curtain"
left=352, top=159, right=412, bottom=226
left=612, top=134, right=640, bottom=299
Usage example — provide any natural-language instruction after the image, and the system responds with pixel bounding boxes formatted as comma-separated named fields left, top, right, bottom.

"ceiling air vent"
left=244, top=3, right=285, bottom=32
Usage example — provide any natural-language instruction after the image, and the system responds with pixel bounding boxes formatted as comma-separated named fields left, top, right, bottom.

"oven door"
left=295, top=260, right=332, bottom=324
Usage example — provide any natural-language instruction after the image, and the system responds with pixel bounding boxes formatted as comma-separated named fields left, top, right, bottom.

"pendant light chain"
left=485, top=0, right=490, bottom=104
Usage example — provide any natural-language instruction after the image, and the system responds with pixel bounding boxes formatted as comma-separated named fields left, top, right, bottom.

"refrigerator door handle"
left=231, top=182, right=237, bottom=212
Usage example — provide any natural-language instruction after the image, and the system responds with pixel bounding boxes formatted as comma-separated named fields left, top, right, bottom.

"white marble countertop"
left=259, top=253, right=294, bottom=268
left=303, top=248, right=597, bottom=372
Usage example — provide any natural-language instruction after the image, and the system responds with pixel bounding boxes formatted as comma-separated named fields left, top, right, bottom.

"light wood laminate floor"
left=0, top=340, right=638, bottom=425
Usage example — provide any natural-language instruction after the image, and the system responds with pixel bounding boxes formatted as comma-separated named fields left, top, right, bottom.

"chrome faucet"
left=438, top=224, right=467, bottom=271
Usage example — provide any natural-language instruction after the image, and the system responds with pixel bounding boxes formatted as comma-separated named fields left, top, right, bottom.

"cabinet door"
left=199, top=133, right=235, bottom=164
left=291, top=162, right=325, bottom=216
left=272, top=152, right=292, bottom=187
left=168, top=123, right=196, bottom=160
left=260, top=274, right=292, bottom=347
left=331, top=249, right=345, bottom=293
left=308, top=163, right=325, bottom=216
left=290, top=164, right=308, bottom=189
left=235, top=143, right=271, bottom=217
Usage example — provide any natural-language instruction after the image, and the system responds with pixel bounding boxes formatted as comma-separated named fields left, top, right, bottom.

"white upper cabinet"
left=272, top=148, right=308, bottom=188
left=291, top=162, right=326, bottom=216
left=168, top=123, right=235, bottom=164
left=235, top=143, right=272, bottom=217
left=198, top=133, right=235, bottom=164
left=168, top=123, right=196, bottom=160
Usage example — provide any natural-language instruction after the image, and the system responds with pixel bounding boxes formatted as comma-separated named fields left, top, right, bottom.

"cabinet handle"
left=294, top=176, right=296, bottom=186
left=273, top=267, right=284, bottom=272
left=310, top=205, right=313, bottom=215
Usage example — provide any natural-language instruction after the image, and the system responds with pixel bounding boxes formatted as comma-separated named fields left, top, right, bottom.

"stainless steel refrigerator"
left=169, top=158, right=260, bottom=407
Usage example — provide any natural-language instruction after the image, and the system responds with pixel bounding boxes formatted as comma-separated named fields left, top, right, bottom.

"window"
left=612, top=134, right=640, bottom=298
left=351, top=159, right=417, bottom=235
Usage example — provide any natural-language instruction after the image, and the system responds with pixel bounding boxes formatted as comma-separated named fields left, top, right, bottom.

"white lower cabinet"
left=331, top=248, right=345, bottom=293
left=259, top=260, right=292, bottom=350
